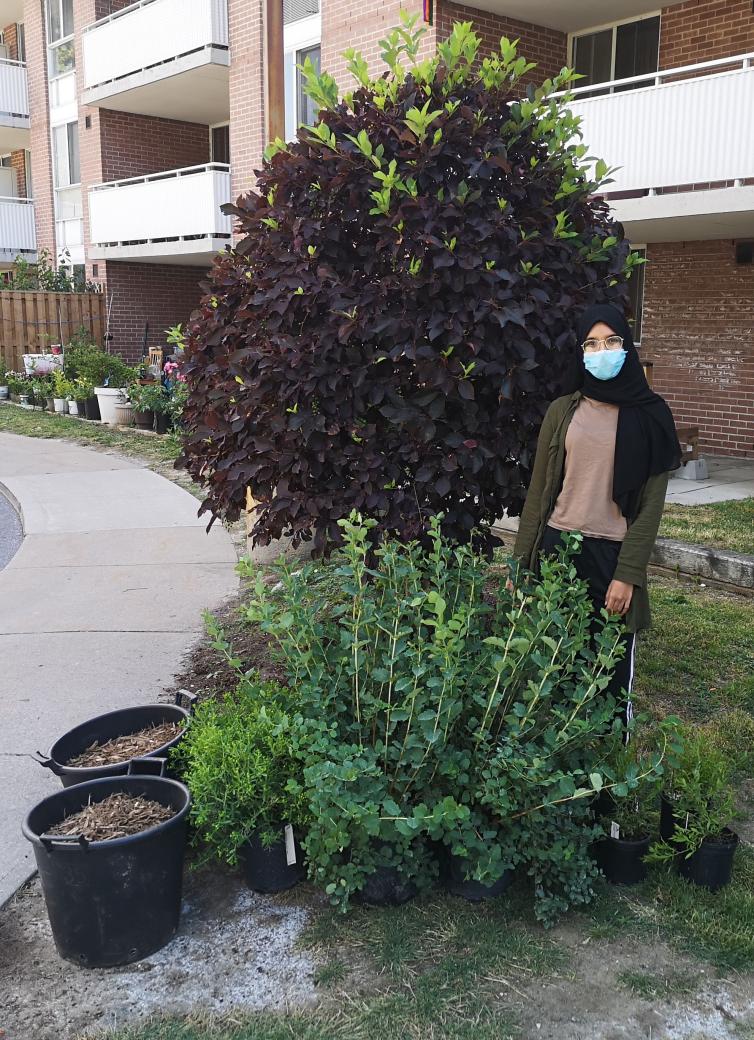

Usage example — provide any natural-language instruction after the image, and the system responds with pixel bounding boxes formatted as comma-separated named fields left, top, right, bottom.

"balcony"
left=87, top=162, right=232, bottom=265
left=0, top=58, right=29, bottom=151
left=0, top=196, right=36, bottom=268
left=471, top=0, right=687, bottom=31
left=567, top=53, right=754, bottom=242
left=81, top=0, right=229, bottom=124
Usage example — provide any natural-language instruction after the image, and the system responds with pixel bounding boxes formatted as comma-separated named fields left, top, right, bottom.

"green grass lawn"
left=0, top=401, right=181, bottom=466
left=659, top=498, right=754, bottom=556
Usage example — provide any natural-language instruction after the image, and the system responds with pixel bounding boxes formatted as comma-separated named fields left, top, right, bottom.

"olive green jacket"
left=512, top=391, right=669, bottom=633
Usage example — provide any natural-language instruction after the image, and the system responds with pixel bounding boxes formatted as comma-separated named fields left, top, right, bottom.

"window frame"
left=283, top=12, right=321, bottom=141
left=568, top=11, right=661, bottom=91
left=209, top=121, right=230, bottom=165
left=51, top=120, right=80, bottom=189
left=46, top=0, right=75, bottom=80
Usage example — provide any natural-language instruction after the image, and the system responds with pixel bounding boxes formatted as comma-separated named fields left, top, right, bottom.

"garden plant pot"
left=47, top=397, right=56, bottom=412
left=114, top=402, right=133, bottom=426
left=595, top=835, right=651, bottom=886
left=0, top=386, right=8, bottom=399
left=75, top=398, right=88, bottom=418
left=134, top=408, right=154, bottom=429
left=357, top=864, right=417, bottom=907
left=19, top=394, right=29, bottom=405
left=678, top=829, right=738, bottom=892
left=239, top=827, right=306, bottom=893
left=154, top=412, right=171, bottom=434
left=84, top=396, right=101, bottom=421
left=35, top=691, right=196, bottom=787
left=22, top=763, right=190, bottom=967
left=445, top=852, right=514, bottom=902
left=94, top=387, right=125, bottom=425
left=67, top=399, right=78, bottom=416
left=53, top=398, right=67, bottom=414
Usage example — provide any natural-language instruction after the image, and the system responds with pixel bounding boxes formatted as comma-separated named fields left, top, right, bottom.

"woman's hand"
left=605, top=579, right=634, bottom=616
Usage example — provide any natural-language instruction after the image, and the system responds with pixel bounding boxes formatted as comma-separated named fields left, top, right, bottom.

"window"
left=47, top=0, right=75, bottom=77
left=211, top=124, right=230, bottom=165
left=627, top=247, right=646, bottom=344
left=52, top=121, right=80, bottom=187
left=572, top=15, right=659, bottom=93
left=17, top=23, right=26, bottom=63
left=296, top=44, right=320, bottom=128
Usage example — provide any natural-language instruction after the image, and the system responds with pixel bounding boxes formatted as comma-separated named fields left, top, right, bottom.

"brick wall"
left=641, top=240, right=754, bottom=458
left=9, top=150, right=27, bottom=197
left=97, top=110, right=209, bottom=182
left=2, top=21, right=19, bottom=59
left=321, top=0, right=433, bottom=88
left=26, top=0, right=56, bottom=258
left=228, top=0, right=266, bottom=206
left=436, top=2, right=567, bottom=83
left=98, top=261, right=207, bottom=360
left=660, top=0, right=754, bottom=68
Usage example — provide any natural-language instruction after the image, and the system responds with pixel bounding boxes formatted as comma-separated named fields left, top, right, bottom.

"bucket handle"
left=174, top=689, right=198, bottom=713
left=39, top=832, right=90, bottom=851
left=128, top=756, right=167, bottom=777
left=32, top=751, right=64, bottom=776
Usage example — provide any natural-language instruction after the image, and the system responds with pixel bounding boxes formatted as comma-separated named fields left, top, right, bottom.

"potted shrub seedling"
left=52, top=371, right=73, bottom=413
left=648, top=727, right=739, bottom=891
left=128, top=381, right=167, bottom=429
left=73, top=378, right=93, bottom=418
left=0, top=359, right=8, bottom=399
left=175, top=675, right=309, bottom=893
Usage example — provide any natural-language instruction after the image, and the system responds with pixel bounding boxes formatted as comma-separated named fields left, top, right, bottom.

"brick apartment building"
left=0, top=0, right=752, bottom=456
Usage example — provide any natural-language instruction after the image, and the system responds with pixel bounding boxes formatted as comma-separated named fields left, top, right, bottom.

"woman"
left=512, top=303, right=681, bottom=723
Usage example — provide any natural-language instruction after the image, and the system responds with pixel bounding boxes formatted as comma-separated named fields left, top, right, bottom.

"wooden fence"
left=0, top=291, right=107, bottom=372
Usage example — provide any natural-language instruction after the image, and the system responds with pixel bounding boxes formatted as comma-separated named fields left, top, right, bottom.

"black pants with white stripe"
left=540, top=525, right=636, bottom=729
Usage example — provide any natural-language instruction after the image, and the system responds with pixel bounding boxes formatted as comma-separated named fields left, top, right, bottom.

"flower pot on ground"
left=357, top=864, right=417, bottom=907
left=67, top=399, right=79, bottom=416
left=19, top=394, right=29, bottom=405
left=0, top=386, right=8, bottom=400
left=22, top=759, right=190, bottom=967
left=154, top=412, right=170, bottom=434
left=648, top=727, right=739, bottom=891
left=173, top=673, right=310, bottom=889
left=114, top=401, right=133, bottom=426
left=134, top=408, right=154, bottom=429
left=46, top=396, right=56, bottom=411
left=445, top=850, right=514, bottom=902
left=95, top=387, right=127, bottom=425
left=53, top=397, right=67, bottom=413
left=74, top=398, right=88, bottom=418
left=677, top=829, right=739, bottom=891
left=239, top=827, right=306, bottom=893
left=84, top=396, right=101, bottom=421
left=36, top=691, right=196, bottom=788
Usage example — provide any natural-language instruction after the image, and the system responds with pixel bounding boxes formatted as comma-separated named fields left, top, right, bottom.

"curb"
left=492, top=519, right=754, bottom=591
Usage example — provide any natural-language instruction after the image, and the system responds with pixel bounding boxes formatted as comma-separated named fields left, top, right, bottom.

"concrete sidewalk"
left=666, top=455, right=754, bottom=505
left=0, top=432, right=238, bottom=907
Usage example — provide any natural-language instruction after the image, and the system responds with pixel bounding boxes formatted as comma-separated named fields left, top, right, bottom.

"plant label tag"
left=610, top=821, right=620, bottom=840
left=284, top=824, right=296, bottom=866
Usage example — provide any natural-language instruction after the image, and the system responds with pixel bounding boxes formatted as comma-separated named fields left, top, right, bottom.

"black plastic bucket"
left=660, top=794, right=684, bottom=841
left=36, top=690, right=195, bottom=787
left=84, top=396, right=101, bottom=420
left=678, top=829, right=738, bottom=891
left=356, top=865, right=417, bottom=907
left=595, top=835, right=651, bottom=886
left=22, top=760, right=190, bottom=967
left=445, top=853, right=514, bottom=902
left=239, top=828, right=306, bottom=893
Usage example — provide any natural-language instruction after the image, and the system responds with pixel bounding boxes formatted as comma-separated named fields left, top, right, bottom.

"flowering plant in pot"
left=173, top=674, right=309, bottom=893
left=647, top=727, right=739, bottom=891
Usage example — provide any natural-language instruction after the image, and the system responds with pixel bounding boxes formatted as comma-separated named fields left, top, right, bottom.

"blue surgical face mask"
left=583, top=347, right=627, bottom=381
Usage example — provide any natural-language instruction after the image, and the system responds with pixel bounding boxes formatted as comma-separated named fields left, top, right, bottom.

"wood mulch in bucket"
left=65, top=721, right=183, bottom=768
left=47, top=793, right=174, bottom=841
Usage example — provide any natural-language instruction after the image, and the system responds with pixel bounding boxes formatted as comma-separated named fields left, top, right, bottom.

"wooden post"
left=265, top=0, right=285, bottom=143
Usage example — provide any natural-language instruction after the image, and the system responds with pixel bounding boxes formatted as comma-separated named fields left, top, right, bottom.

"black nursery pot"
left=445, top=851, right=514, bottom=902
left=35, top=691, right=195, bottom=787
left=22, top=763, right=190, bottom=968
left=240, top=828, right=306, bottom=894
left=678, top=829, right=738, bottom=892
left=660, top=793, right=684, bottom=841
left=84, top=396, right=101, bottom=420
left=356, top=864, right=417, bottom=907
left=154, top=412, right=171, bottom=434
left=595, top=835, right=651, bottom=886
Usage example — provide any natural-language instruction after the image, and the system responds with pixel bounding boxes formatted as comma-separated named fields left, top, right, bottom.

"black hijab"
left=571, top=304, right=681, bottom=521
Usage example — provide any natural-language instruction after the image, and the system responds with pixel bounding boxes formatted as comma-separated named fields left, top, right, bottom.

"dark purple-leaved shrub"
left=180, top=19, right=639, bottom=553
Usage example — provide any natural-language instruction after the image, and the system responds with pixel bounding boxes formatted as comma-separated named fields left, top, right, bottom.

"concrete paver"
left=665, top=455, right=754, bottom=505
left=0, top=432, right=238, bottom=906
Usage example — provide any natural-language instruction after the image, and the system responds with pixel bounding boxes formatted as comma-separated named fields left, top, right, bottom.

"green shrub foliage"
left=242, top=515, right=644, bottom=922
left=181, top=19, right=639, bottom=553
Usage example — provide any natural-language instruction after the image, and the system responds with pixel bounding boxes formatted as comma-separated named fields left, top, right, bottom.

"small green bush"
left=173, top=676, right=309, bottom=864
left=64, top=340, right=135, bottom=389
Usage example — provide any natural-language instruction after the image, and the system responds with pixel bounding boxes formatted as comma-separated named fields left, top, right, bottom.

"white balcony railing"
left=567, top=53, right=754, bottom=193
left=88, top=163, right=232, bottom=248
left=0, top=197, right=36, bottom=256
left=82, top=0, right=228, bottom=89
left=0, top=58, right=28, bottom=119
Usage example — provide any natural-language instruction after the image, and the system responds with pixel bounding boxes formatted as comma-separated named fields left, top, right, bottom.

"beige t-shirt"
left=548, top=397, right=628, bottom=542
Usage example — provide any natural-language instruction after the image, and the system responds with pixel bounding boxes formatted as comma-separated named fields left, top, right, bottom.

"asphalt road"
left=0, top=491, right=22, bottom=569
